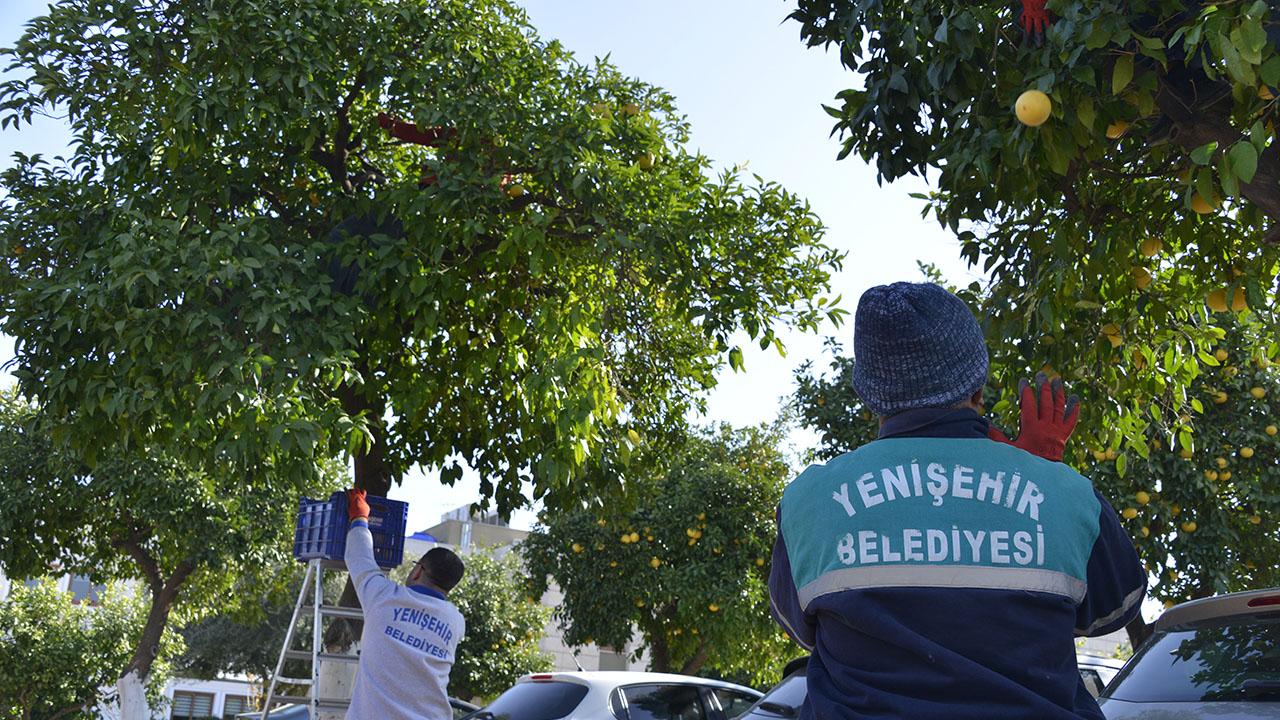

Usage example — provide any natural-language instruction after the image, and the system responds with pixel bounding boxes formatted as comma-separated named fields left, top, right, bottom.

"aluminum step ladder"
left=262, top=558, right=361, bottom=718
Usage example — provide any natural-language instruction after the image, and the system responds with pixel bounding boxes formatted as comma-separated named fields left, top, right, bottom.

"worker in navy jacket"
left=769, top=282, right=1146, bottom=719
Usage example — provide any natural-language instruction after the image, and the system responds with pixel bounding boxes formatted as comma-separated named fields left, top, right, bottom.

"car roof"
left=1155, top=586, right=1280, bottom=632
left=515, top=671, right=761, bottom=696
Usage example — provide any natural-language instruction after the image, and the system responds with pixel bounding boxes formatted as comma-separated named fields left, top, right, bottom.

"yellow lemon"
left=1171, top=504, right=1182, bottom=516
left=756, top=558, right=766, bottom=566
left=1121, top=507, right=1139, bottom=519
left=650, top=557, right=661, bottom=569
left=1216, top=457, right=1228, bottom=469
left=1136, top=491, right=1151, bottom=505
left=1140, top=526, right=1150, bottom=538
left=1105, top=448, right=1118, bottom=461
left=1267, top=425, right=1278, bottom=436
left=627, top=428, right=642, bottom=445
left=1241, top=447, right=1255, bottom=459
left=1215, top=348, right=1229, bottom=362
left=1180, top=448, right=1194, bottom=459
left=637, top=152, right=656, bottom=170
left=708, top=603, right=720, bottom=613
left=1106, top=120, right=1129, bottom=139
left=610, top=560, right=618, bottom=567
left=698, top=512, right=706, bottom=521
left=1191, top=193, right=1218, bottom=214
left=1131, top=267, right=1153, bottom=289
left=1092, top=449, right=1108, bottom=462
left=1181, top=521, right=1197, bottom=533
left=1232, top=287, right=1249, bottom=312
left=1102, top=323, right=1121, bottom=336
left=1140, top=237, right=1163, bottom=257
left=1220, top=470, right=1232, bottom=481
left=620, top=534, right=631, bottom=544
left=506, top=183, right=526, bottom=198
left=572, top=542, right=584, bottom=553
left=1204, top=470, right=1219, bottom=481
left=1015, top=89, right=1052, bottom=127
left=1251, top=514, right=1262, bottom=524
left=635, top=599, right=645, bottom=608
left=1213, top=391, right=1229, bottom=405
left=1251, top=387, right=1266, bottom=399
left=1207, top=290, right=1229, bottom=313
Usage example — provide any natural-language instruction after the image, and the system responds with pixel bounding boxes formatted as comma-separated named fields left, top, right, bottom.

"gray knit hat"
left=852, top=282, right=989, bottom=417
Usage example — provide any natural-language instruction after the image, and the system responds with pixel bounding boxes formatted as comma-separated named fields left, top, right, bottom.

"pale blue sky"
left=0, top=1, right=974, bottom=531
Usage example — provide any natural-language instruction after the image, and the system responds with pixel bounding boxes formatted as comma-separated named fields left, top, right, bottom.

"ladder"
left=261, top=559, right=361, bottom=718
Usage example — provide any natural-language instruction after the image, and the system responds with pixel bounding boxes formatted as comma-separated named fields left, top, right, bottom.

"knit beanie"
left=851, top=282, right=989, bottom=417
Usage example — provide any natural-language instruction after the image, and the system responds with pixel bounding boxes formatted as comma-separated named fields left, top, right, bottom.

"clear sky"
left=0, top=1, right=975, bottom=532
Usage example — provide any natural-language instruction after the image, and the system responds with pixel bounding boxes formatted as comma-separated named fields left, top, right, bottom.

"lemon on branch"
left=1015, top=90, right=1051, bottom=127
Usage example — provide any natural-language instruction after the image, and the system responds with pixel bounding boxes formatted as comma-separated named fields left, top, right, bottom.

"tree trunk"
left=115, top=536, right=194, bottom=720
left=647, top=631, right=672, bottom=673
left=117, top=671, right=148, bottom=720
left=679, top=639, right=711, bottom=676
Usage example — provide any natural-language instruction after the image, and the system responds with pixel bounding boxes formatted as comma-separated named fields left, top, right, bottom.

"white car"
left=1099, top=587, right=1280, bottom=718
left=463, top=671, right=763, bottom=720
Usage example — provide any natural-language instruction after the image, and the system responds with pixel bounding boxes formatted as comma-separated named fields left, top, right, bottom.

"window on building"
left=67, top=575, right=105, bottom=605
left=171, top=691, right=215, bottom=719
left=221, top=695, right=249, bottom=719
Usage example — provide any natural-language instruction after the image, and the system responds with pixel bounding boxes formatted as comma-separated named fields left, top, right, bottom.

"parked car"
left=1076, top=655, right=1127, bottom=698
left=239, top=697, right=479, bottom=719
left=462, top=671, right=763, bottom=720
left=1099, top=587, right=1280, bottom=718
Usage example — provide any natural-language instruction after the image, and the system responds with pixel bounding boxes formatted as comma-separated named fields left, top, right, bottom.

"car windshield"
left=468, top=680, right=589, bottom=720
left=1104, top=613, right=1280, bottom=702
left=750, top=672, right=807, bottom=716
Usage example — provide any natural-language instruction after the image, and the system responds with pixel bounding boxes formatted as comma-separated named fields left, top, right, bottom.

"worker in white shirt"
left=344, top=489, right=466, bottom=720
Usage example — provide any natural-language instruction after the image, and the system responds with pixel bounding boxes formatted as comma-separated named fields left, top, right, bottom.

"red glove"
left=989, top=373, right=1081, bottom=462
left=346, top=488, right=370, bottom=522
left=1021, top=0, right=1050, bottom=37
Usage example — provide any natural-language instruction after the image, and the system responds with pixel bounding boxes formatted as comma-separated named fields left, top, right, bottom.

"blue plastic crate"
left=293, top=491, right=408, bottom=569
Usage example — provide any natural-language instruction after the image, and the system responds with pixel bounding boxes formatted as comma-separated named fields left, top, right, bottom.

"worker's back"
left=346, top=520, right=465, bottom=720
left=771, top=434, right=1141, bottom=719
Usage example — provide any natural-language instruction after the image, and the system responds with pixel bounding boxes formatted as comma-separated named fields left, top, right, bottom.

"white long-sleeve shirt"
left=344, top=520, right=465, bottom=720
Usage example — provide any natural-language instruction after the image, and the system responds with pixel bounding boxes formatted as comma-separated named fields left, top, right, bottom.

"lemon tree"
left=523, top=424, right=799, bottom=686
left=0, top=0, right=843, bottom=518
left=1084, top=322, right=1280, bottom=640
left=790, top=0, right=1280, bottom=459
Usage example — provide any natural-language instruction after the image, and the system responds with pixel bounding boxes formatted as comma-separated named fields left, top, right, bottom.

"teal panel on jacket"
left=781, top=438, right=1101, bottom=609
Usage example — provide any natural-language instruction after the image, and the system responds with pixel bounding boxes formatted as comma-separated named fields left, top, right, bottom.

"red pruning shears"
left=1021, top=0, right=1050, bottom=42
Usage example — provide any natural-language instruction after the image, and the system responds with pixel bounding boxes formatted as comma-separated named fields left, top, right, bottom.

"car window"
left=750, top=672, right=807, bottom=717
left=622, top=684, right=707, bottom=720
left=1104, top=614, right=1280, bottom=702
left=1078, top=668, right=1104, bottom=698
left=711, top=689, right=758, bottom=719
left=478, top=681, right=590, bottom=720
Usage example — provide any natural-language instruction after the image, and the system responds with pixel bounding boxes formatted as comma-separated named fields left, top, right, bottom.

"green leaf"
left=1229, top=142, right=1258, bottom=183
left=1190, top=141, right=1218, bottom=165
left=1112, top=55, right=1134, bottom=95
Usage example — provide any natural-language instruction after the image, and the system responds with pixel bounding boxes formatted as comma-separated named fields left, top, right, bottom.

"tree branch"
left=679, top=638, right=711, bottom=675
